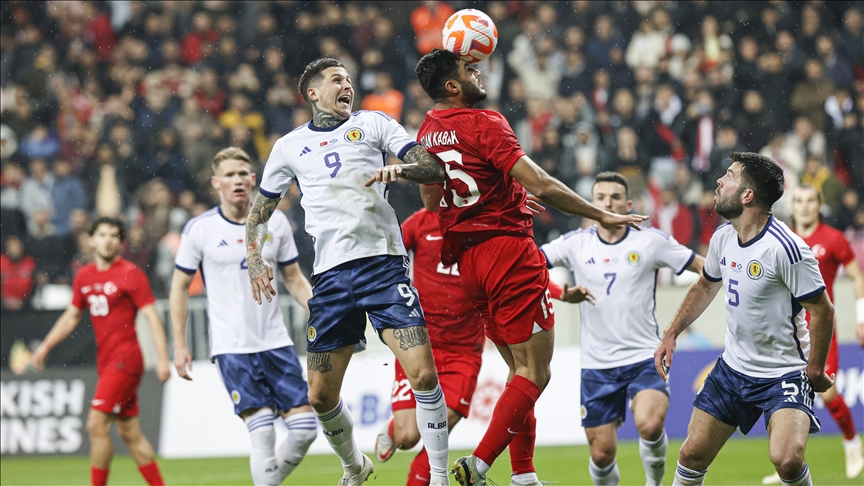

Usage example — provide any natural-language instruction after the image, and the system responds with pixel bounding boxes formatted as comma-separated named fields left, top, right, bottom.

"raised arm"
left=139, top=303, right=171, bottom=383
left=32, top=305, right=83, bottom=370
left=509, top=156, right=648, bottom=230
left=279, top=262, right=313, bottom=311
left=654, top=274, right=722, bottom=380
left=246, top=192, right=281, bottom=304
left=800, top=291, right=835, bottom=392
left=169, top=268, right=195, bottom=380
left=365, top=145, right=445, bottom=186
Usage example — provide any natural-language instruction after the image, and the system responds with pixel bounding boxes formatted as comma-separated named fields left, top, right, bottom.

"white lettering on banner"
left=1, top=379, right=87, bottom=455
left=0, top=417, right=83, bottom=454
left=1, top=380, right=86, bottom=418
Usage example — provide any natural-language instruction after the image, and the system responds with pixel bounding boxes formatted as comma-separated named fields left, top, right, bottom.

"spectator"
left=790, top=59, right=834, bottom=131
left=142, top=128, right=192, bottom=195
left=0, top=235, right=36, bottom=311
left=410, top=1, right=454, bottom=55
left=800, top=155, right=845, bottom=214
left=174, top=96, right=223, bottom=197
left=682, top=90, right=717, bottom=181
left=558, top=49, right=593, bottom=98
left=361, top=71, right=404, bottom=122
left=705, top=125, right=744, bottom=188
left=837, top=112, right=863, bottom=195
left=24, top=208, right=75, bottom=284
left=815, top=35, right=854, bottom=90
left=757, top=52, right=792, bottom=130
left=587, top=15, right=624, bottom=67
left=181, top=11, right=219, bottom=66
left=734, top=90, right=772, bottom=150
left=824, top=89, right=853, bottom=130
left=50, top=158, right=87, bottom=236
left=775, top=30, right=807, bottom=83
left=837, top=8, right=863, bottom=68
left=194, top=67, right=229, bottom=117
left=219, top=92, right=268, bottom=160
left=1, top=161, right=26, bottom=211
left=784, top=116, right=825, bottom=169
left=654, top=189, right=697, bottom=250
left=625, top=17, right=666, bottom=69
left=734, top=36, right=762, bottom=92
left=19, top=157, right=54, bottom=232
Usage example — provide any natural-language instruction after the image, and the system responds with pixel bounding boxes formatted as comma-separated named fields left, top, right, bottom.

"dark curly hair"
left=88, top=217, right=126, bottom=241
left=415, top=48, right=462, bottom=102
left=730, top=151, right=785, bottom=211
left=298, top=58, right=344, bottom=103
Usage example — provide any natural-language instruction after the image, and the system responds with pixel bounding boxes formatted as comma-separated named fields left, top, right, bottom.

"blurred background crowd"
left=2, top=0, right=863, bottom=311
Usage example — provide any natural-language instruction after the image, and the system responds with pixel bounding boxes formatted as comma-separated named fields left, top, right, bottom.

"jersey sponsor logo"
left=345, top=128, right=365, bottom=142
left=626, top=251, right=642, bottom=266
left=307, top=326, right=317, bottom=342
left=218, top=240, right=228, bottom=247
left=747, top=260, right=763, bottom=280
left=720, top=257, right=726, bottom=266
left=425, top=234, right=443, bottom=240
left=231, top=390, right=241, bottom=404
left=585, top=257, right=596, bottom=264
left=299, top=146, right=311, bottom=156
left=459, top=398, right=470, bottom=406
left=728, top=260, right=743, bottom=272
left=602, top=258, right=618, bottom=264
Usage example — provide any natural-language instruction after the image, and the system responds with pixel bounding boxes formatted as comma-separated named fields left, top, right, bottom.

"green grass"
left=1, top=435, right=859, bottom=485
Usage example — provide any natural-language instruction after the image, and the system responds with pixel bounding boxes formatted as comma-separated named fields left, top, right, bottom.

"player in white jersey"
left=169, top=148, right=317, bottom=485
left=245, top=59, right=451, bottom=486
left=541, top=172, right=704, bottom=486
left=654, top=152, right=835, bottom=486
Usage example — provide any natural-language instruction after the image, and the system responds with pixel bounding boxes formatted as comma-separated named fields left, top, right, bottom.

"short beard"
left=715, top=188, right=745, bottom=219
left=459, top=80, right=487, bottom=106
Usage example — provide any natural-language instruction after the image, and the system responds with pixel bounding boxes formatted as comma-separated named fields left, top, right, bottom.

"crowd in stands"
left=2, top=0, right=864, bottom=310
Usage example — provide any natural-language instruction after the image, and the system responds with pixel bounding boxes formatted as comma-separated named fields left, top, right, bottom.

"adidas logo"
left=217, top=240, right=228, bottom=247
left=408, top=309, right=421, bottom=318
left=299, top=146, right=311, bottom=156
left=585, top=258, right=596, bottom=264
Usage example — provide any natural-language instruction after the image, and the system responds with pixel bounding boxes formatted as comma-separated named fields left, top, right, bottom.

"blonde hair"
left=212, top=147, right=253, bottom=173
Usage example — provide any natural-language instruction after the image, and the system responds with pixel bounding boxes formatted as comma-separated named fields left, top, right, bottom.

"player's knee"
left=408, top=367, right=439, bottom=392
left=86, top=415, right=109, bottom=437
left=394, top=427, right=421, bottom=449
left=773, top=455, right=805, bottom=479
left=638, top=418, right=665, bottom=441
left=590, top=446, right=616, bottom=468
left=117, top=424, right=140, bottom=444
left=307, top=390, right=339, bottom=413
left=677, top=444, right=707, bottom=469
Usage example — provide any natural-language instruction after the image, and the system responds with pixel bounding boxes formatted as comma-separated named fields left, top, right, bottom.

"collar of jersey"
left=737, top=214, right=773, bottom=248
left=218, top=206, right=245, bottom=226
left=597, top=225, right=630, bottom=245
left=306, top=116, right=350, bottom=132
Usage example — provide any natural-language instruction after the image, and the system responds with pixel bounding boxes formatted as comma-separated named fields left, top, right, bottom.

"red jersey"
left=403, top=208, right=485, bottom=352
left=418, top=108, right=532, bottom=265
left=799, top=222, right=855, bottom=301
left=71, top=258, right=156, bottom=374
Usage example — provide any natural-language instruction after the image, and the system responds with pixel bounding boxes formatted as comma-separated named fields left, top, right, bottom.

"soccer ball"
left=442, top=9, right=498, bottom=64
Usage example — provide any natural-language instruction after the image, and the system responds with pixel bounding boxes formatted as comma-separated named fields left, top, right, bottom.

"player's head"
left=714, top=151, right=784, bottom=219
left=88, top=217, right=126, bottom=261
left=298, top=58, right=352, bottom=120
left=415, top=49, right=487, bottom=106
left=791, top=184, right=822, bottom=228
left=591, top=172, right=632, bottom=215
left=211, top=147, right=256, bottom=206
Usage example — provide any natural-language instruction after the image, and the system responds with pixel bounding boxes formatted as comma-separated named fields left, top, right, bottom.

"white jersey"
left=175, top=207, right=299, bottom=357
left=542, top=226, right=695, bottom=369
left=703, top=216, right=825, bottom=378
left=259, top=111, right=419, bottom=275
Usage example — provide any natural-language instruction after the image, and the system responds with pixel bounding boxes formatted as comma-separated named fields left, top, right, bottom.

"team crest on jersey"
left=580, top=405, right=588, bottom=419
left=103, top=282, right=117, bottom=295
left=307, top=326, right=317, bottom=342
left=747, top=260, right=763, bottom=280
left=231, top=390, right=241, bottom=404
left=626, top=251, right=642, bottom=266
left=265, top=232, right=272, bottom=245
left=345, top=128, right=364, bottom=143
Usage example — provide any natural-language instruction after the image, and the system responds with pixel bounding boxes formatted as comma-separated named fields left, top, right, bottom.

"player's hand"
left=806, top=368, right=835, bottom=393
left=856, top=322, right=864, bottom=348
left=654, top=336, right=676, bottom=381
left=600, top=211, right=649, bottom=231
left=560, top=283, right=595, bottom=304
left=365, top=164, right=411, bottom=186
left=156, top=359, right=171, bottom=383
left=248, top=254, right=276, bottom=304
left=174, top=346, right=193, bottom=381
left=526, top=195, right=545, bottom=215
left=32, top=346, right=48, bottom=372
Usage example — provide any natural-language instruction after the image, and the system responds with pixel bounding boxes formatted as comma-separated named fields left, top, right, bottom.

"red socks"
left=509, top=408, right=537, bottom=475
left=826, top=394, right=858, bottom=441
left=138, top=461, right=165, bottom=486
left=474, top=375, right=541, bottom=467
left=91, top=467, right=109, bottom=486
left=406, top=448, right=431, bottom=486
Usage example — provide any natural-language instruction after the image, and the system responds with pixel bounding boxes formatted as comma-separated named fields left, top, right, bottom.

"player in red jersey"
left=762, top=185, right=864, bottom=483
left=33, top=217, right=171, bottom=486
left=367, top=48, right=646, bottom=486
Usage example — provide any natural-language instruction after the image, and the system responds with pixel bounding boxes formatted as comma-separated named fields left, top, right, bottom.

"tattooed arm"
left=365, top=145, right=445, bottom=186
left=246, top=192, right=281, bottom=304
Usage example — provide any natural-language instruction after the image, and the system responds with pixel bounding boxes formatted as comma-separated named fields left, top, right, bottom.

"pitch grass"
left=1, top=435, right=860, bottom=485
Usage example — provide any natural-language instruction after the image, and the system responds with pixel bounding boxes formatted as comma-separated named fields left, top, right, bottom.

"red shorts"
left=825, top=332, right=839, bottom=377
left=391, top=347, right=482, bottom=418
left=459, top=236, right=554, bottom=345
left=91, top=371, right=141, bottom=418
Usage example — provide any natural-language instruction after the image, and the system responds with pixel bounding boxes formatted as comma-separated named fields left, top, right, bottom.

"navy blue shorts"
left=306, top=255, right=426, bottom=353
left=693, top=357, right=820, bottom=435
left=581, top=358, right=670, bottom=428
left=214, top=346, right=309, bottom=415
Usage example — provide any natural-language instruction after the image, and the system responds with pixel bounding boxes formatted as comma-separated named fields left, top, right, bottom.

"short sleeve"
left=834, top=233, right=855, bottom=267
left=259, top=138, right=296, bottom=198
left=540, top=232, right=577, bottom=270
left=273, top=211, right=300, bottom=266
left=702, top=232, right=722, bottom=282
left=175, top=224, right=202, bottom=274
left=779, top=244, right=826, bottom=302
left=476, top=112, right=526, bottom=174
left=128, top=266, right=157, bottom=309
left=71, top=272, right=84, bottom=309
left=652, top=231, right=696, bottom=275
left=369, top=111, right=419, bottom=160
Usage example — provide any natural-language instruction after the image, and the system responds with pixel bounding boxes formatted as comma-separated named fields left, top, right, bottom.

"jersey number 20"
left=88, top=295, right=109, bottom=316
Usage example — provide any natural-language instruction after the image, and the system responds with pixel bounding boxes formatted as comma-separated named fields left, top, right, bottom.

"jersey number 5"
left=437, top=149, right=481, bottom=208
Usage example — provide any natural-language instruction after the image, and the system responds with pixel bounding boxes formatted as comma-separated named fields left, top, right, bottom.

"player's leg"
left=673, top=408, right=735, bottom=485
left=629, top=361, right=671, bottom=486
left=766, top=409, right=813, bottom=485
left=581, top=366, right=629, bottom=486
left=404, top=408, right=464, bottom=486
left=820, top=335, right=862, bottom=479
left=116, top=416, right=165, bottom=486
left=585, top=424, right=620, bottom=486
left=276, top=405, right=317, bottom=480
left=236, top=406, right=281, bottom=486
left=377, top=359, right=416, bottom=462
left=496, top=342, right=541, bottom=486
left=86, top=409, right=114, bottom=486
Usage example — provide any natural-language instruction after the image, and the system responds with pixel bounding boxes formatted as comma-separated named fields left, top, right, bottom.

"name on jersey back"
left=420, top=130, right=460, bottom=149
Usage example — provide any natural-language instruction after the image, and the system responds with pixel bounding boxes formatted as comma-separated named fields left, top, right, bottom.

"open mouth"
left=337, top=94, right=352, bottom=109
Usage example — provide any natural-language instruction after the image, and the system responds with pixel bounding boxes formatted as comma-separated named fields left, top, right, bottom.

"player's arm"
left=420, top=184, right=444, bottom=212
left=843, top=258, right=864, bottom=346
left=654, top=274, right=722, bottom=380
left=686, top=254, right=705, bottom=274
left=509, top=156, right=647, bottom=230
left=365, top=145, right=446, bottom=185
left=279, top=262, right=312, bottom=311
left=246, top=192, right=281, bottom=304
left=32, top=305, right=83, bottom=370
left=139, top=302, right=171, bottom=383
left=800, top=291, right=835, bottom=392
left=168, top=268, right=195, bottom=380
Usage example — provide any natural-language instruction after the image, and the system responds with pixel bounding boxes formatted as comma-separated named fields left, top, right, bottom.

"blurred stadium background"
left=1, top=0, right=862, bottom=484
